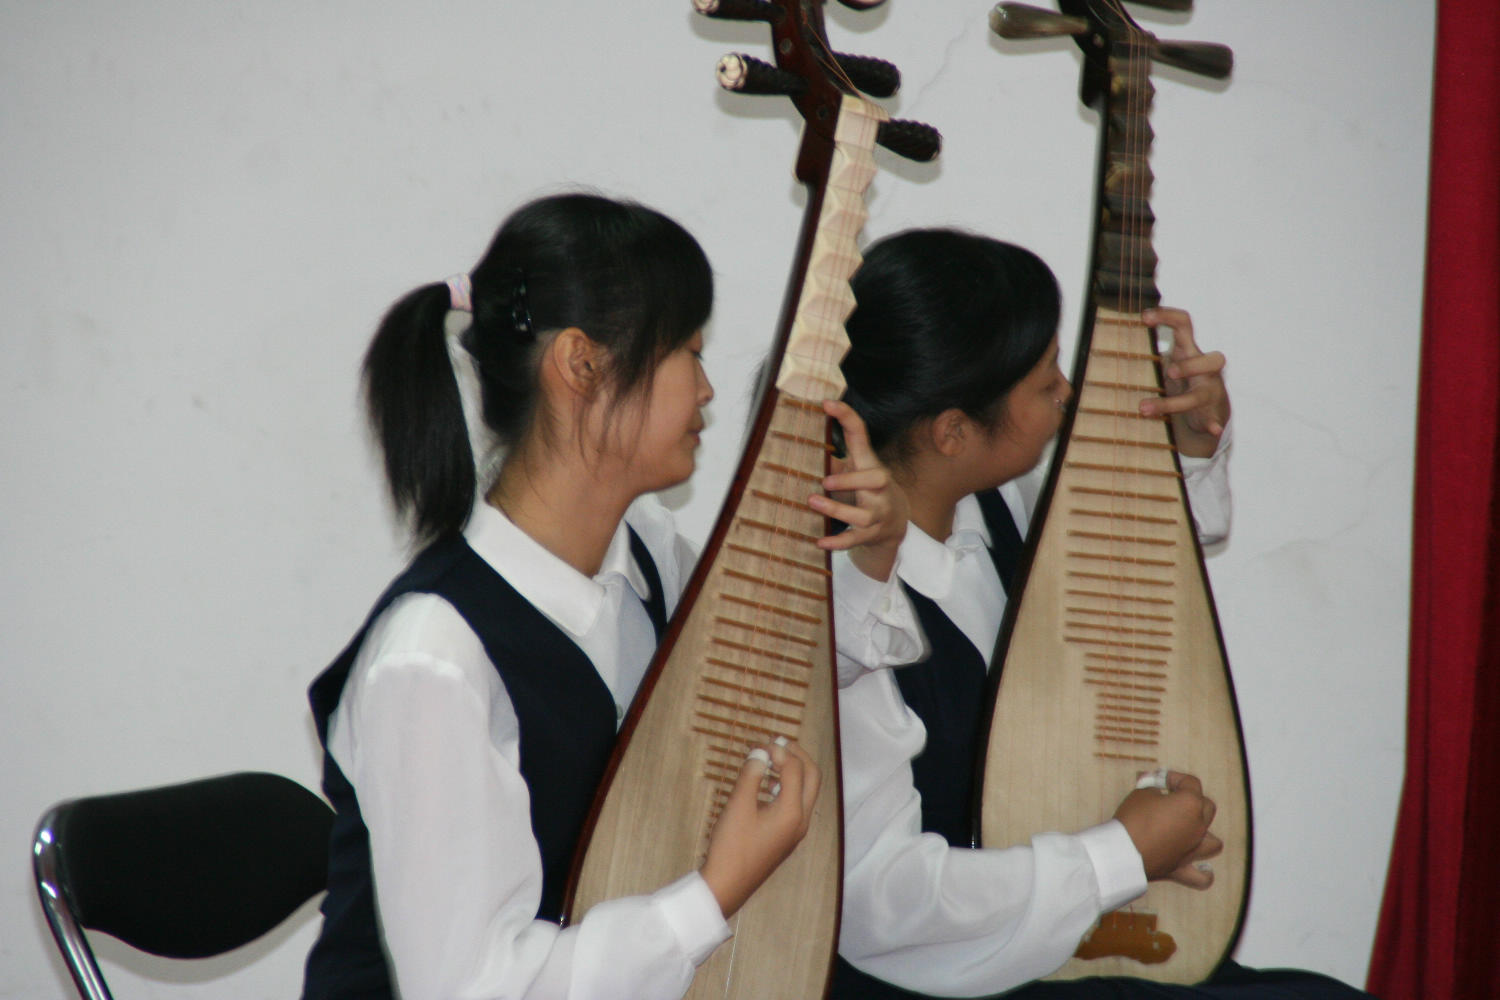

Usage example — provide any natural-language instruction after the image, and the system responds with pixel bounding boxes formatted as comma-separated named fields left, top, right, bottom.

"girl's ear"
left=548, top=327, right=606, bottom=399
left=929, top=408, right=969, bottom=459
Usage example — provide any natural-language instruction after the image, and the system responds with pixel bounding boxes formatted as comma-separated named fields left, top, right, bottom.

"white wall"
left=1, top=2, right=1429, bottom=995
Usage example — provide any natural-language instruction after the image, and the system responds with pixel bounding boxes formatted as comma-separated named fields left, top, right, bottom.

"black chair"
left=33, top=771, right=333, bottom=1000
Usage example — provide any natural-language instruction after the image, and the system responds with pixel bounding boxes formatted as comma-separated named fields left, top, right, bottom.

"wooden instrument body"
left=564, top=90, right=885, bottom=1000
left=978, top=0, right=1248, bottom=984
left=978, top=309, right=1250, bottom=983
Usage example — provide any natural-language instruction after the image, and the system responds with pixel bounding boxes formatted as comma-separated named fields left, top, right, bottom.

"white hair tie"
left=443, top=308, right=502, bottom=510
left=445, top=273, right=473, bottom=313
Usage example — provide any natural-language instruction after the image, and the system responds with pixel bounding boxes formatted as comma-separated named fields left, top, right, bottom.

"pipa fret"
left=713, top=615, right=820, bottom=648
left=723, top=543, right=832, bottom=578
left=1067, top=530, right=1178, bottom=546
left=1067, top=554, right=1176, bottom=571
left=1068, top=606, right=1175, bottom=624
left=1064, top=461, right=1183, bottom=480
left=702, top=675, right=808, bottom=707
left=707, top=638, right=815, bottom=668
left=1071, top=508, right=1180, bottom=526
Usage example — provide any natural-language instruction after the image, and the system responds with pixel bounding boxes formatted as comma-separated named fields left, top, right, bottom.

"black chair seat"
left=34, top=771, right=333, bottom=1000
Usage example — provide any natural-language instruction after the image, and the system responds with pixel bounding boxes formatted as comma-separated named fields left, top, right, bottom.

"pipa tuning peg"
left=990, top=3, right=1088, bottom=40
left=715, top=53, right=808, bottom=97
left=1127, top=0, right=1193, bottom=11
left=833, top=52, right=901, bottom=98
left=1151, top=39, right=1233, bottom=79
left=877, top=119, right=941, bottom=162
left=692, top=0, right=778, bottom=22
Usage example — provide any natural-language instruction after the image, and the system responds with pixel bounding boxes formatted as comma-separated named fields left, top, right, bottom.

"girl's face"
left=977, top=335, right=1072, bottom=487
left=606, top=330, right=714, bottom=493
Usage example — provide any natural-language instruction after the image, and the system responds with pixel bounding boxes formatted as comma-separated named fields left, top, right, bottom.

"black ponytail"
left=842, top=228, right=1061, bottom=466
left=362, top=283, right=476, bottom=544
left=362, top=193, right=713, bottom=544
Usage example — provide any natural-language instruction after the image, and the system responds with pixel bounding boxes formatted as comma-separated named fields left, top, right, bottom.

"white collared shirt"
left=460, top=499, right=664, bottom=725
left=836, top=427, right=1234, bottom=995
left=325, top=495, right=920, bottom=1000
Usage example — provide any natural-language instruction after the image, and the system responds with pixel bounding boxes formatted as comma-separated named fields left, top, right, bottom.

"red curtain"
left=1366, top=0, right=1500, bottom=997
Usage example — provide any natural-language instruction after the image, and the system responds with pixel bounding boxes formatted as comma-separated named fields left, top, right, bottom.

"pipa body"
left=564, top=92, right=887, bottom=1000
left=977, top=1, right=1249, bottom=984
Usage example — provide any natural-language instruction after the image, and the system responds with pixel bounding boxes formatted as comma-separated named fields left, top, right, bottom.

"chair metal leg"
left=34, top=807, right=115, bottom=1000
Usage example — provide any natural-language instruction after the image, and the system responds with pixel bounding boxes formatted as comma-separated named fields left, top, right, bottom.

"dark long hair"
left=363, top=193, right=713, bottom=543
left=842, top=228, right=1060, bottom=467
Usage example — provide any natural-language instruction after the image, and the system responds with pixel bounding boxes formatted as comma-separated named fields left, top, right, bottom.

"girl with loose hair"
left=833, top=229, right=1368, bottom=999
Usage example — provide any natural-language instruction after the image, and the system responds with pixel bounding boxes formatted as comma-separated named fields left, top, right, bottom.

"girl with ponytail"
left=301, top=193, right=908, bottom=1000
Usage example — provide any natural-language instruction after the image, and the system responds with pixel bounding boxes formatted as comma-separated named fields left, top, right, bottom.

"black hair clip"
left=830, top=418, right=848, bottom=460
left=509, top=268, right=535, bottom=342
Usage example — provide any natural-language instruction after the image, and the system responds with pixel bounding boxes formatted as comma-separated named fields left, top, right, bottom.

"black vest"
left=831, top=490, right=1022, bottom=999
left=301, top=530, right=666, bottom=1000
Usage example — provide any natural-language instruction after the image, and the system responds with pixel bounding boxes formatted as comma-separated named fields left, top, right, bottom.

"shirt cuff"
left=1180, top=415, right=1232, bottom=478
left=1075, top=820, right=1148, bottom=913
left=1180, top=417, right=1232, bottom=545
left=653, top=872, right=732, bottom=966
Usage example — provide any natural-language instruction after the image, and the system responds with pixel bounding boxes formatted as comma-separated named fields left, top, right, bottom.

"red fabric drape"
left=1367, top=0, right=1500, bottom=997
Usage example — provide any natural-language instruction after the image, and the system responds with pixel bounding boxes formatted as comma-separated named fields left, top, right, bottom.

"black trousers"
left=1003, top=962, right=1373, bottom=999
left=832, top=958, right=1374, bottom=999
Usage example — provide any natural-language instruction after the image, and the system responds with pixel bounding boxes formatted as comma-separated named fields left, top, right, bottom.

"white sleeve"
left=836, top=667, right=1147, bottom=996
left=831, top=549, right=926, bottom=686
left=1181, top=418, right=1233, bottom=545
left=328, top=594, right=729, bottom=1000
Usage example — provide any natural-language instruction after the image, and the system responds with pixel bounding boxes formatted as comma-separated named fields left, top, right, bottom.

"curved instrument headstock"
left=994, top=0, right=1230, bottom=106
left=695, top=0, right=939, bottom=401
left=695, top=0, right=940, bottom=177
left=992, top=0, right=1230, bottom=313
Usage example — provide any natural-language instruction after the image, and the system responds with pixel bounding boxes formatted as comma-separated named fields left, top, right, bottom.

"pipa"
left=562, top=3, right=939, bottom=998
left=979, top=0, right=1247, bottom=984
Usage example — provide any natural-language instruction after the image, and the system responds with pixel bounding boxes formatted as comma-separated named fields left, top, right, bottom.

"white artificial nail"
left=1135, top=768, right=1169, bottom=791
left=769, top=782, right=782, bottom=799
left=1196, top=862, right=1214, bottom=874
left=746, top=748, right=772, bottom=767
left=773, top=736, right=789, bottom=747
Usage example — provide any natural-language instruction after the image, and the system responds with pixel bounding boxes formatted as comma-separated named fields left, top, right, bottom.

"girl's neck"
left=894, top=455, right=967, bottom=544
left=905, top=491, right=961, bottom=544
left=487, top=443, right=635, bottom=578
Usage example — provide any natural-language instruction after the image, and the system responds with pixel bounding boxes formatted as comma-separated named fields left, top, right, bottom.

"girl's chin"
left=652, top=463, right=695, bottom=494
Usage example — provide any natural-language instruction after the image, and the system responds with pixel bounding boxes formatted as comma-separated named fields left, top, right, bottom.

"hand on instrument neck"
left=810, top=401, right=908, bottom=582
left=1136, top=307, right=1231, bottom=459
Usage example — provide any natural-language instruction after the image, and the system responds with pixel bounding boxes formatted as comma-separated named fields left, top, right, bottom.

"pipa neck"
left=1093, top=43, right=1159, bottom=314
